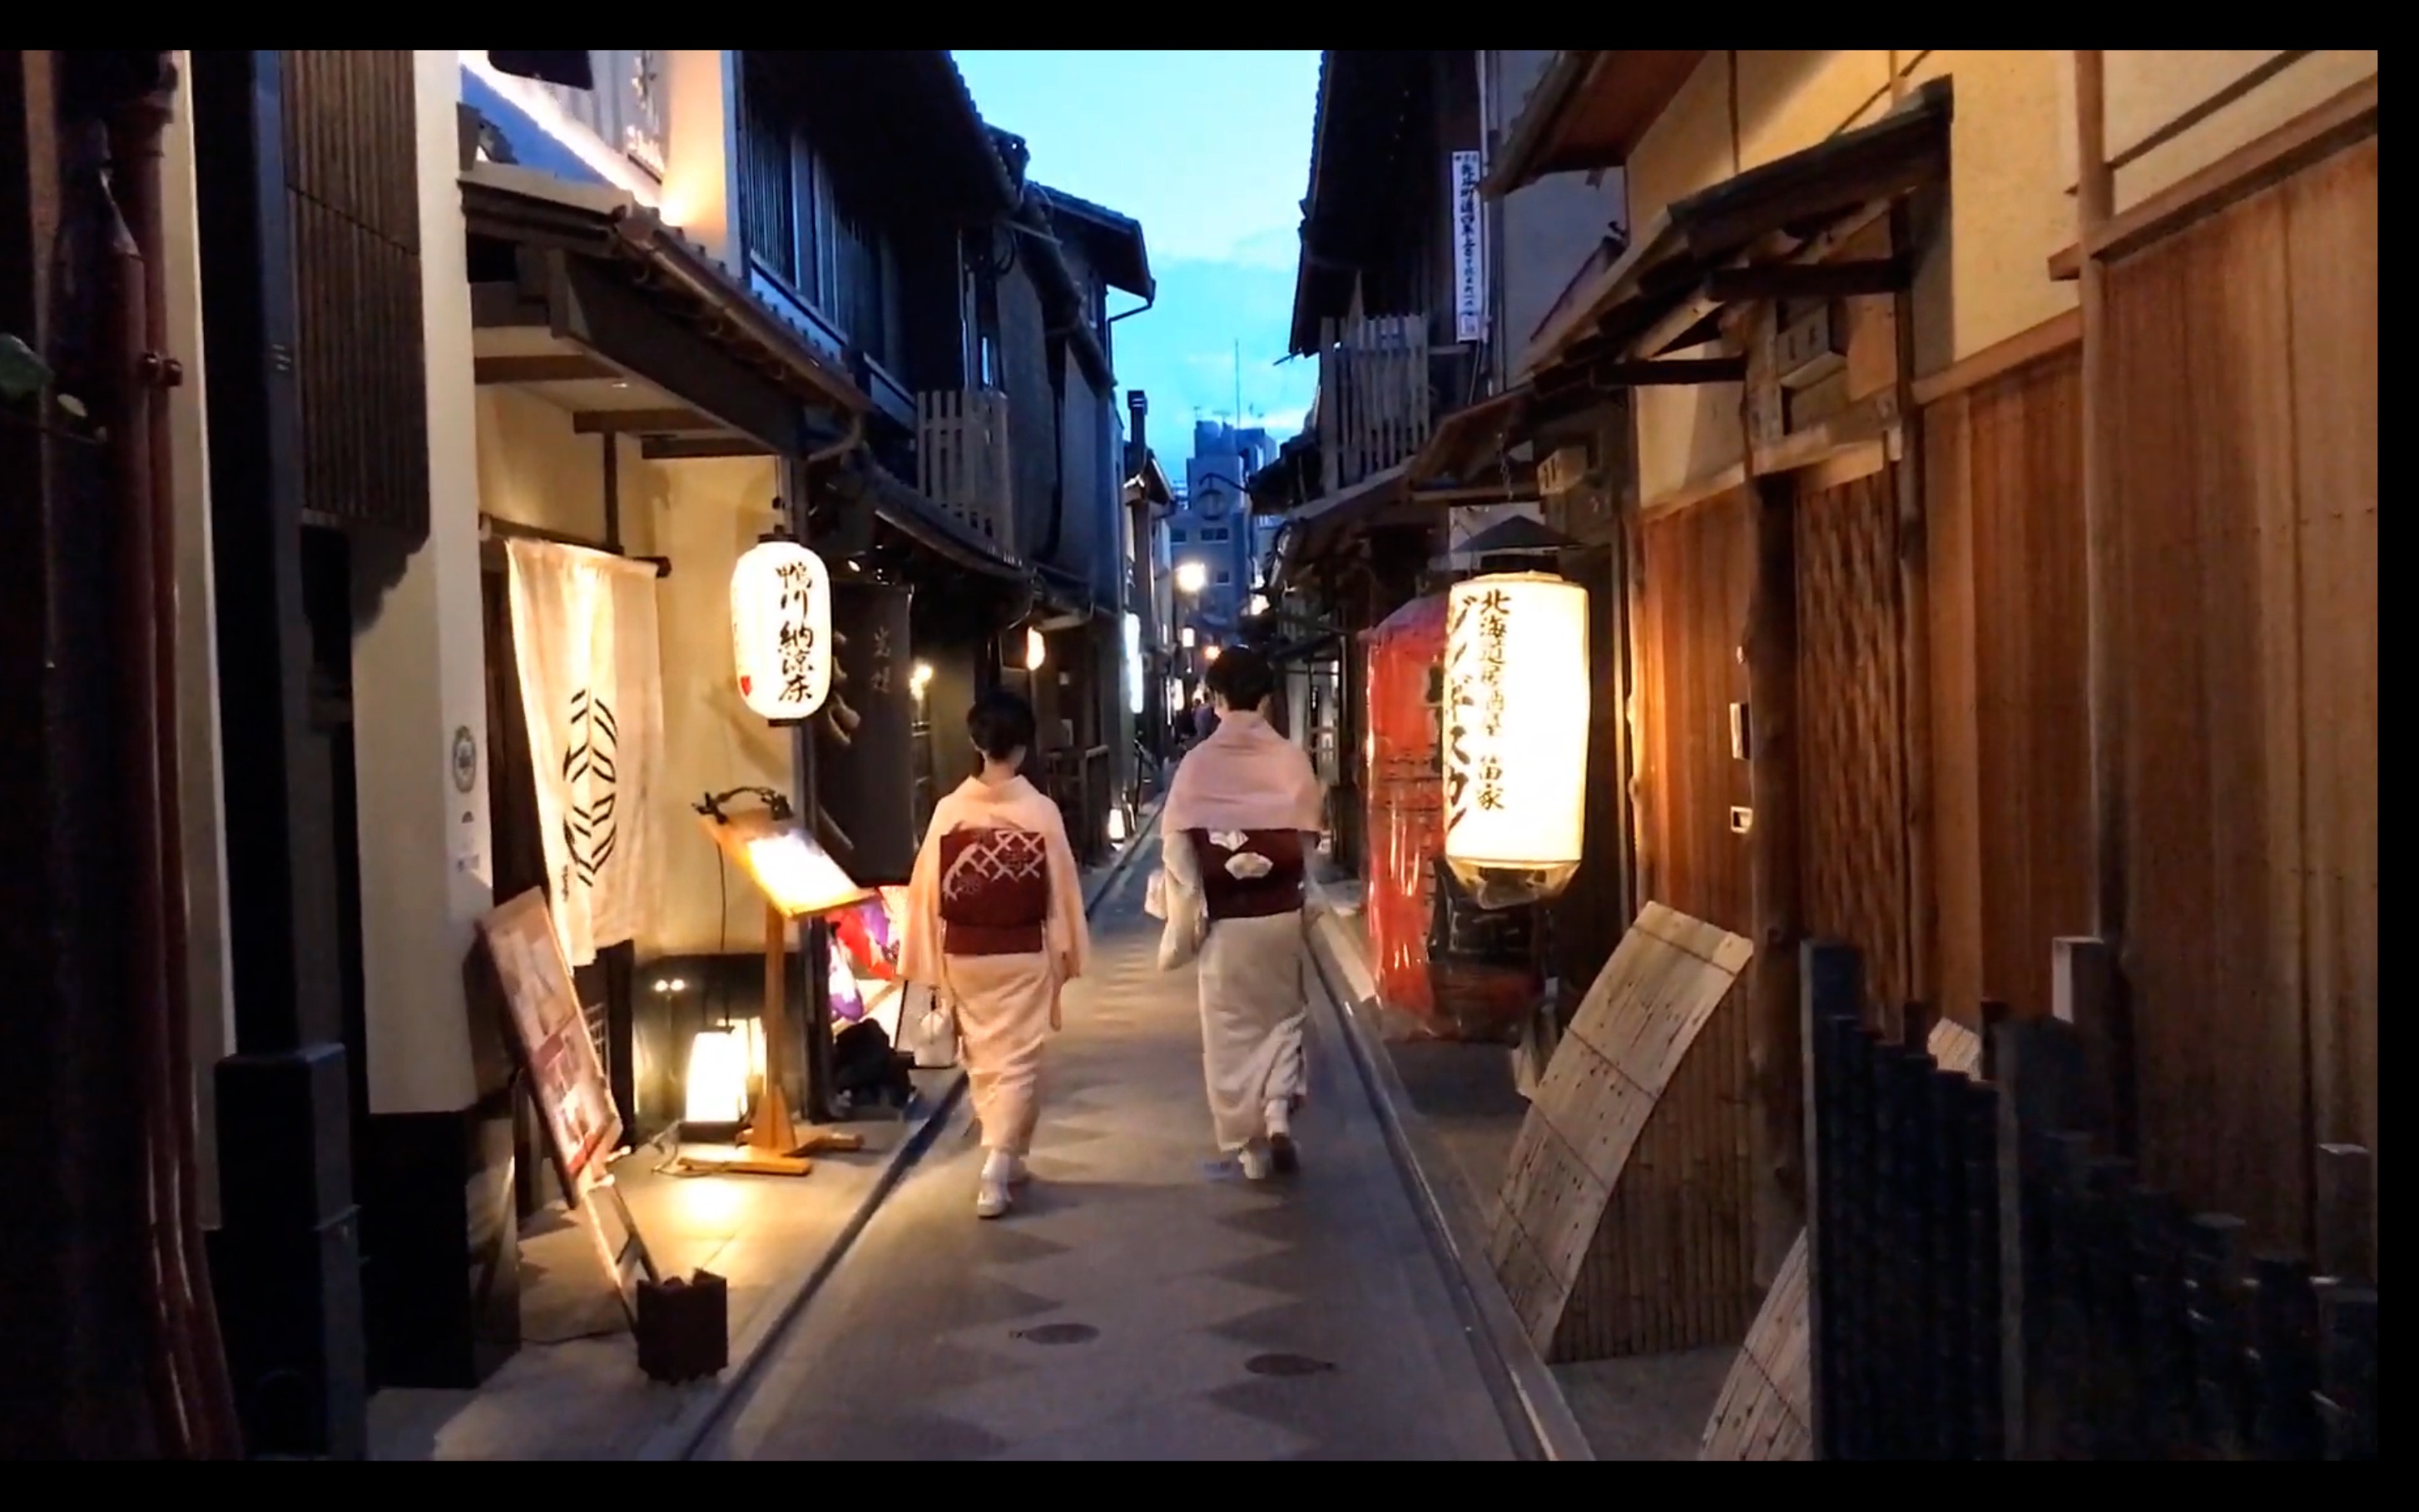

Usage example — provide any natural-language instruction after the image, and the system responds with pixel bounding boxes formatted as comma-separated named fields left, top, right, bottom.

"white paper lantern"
left=731, top=536, right=831, bottom=721
left=1441, top=571, right=1589, bottom=907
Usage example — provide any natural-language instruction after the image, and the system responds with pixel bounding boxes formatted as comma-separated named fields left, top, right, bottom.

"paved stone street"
left=695, top=835, right=1522, bottom=1461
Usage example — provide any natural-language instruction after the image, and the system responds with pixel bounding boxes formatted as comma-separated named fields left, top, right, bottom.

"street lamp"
left=1174, top=559, right=1207, bottom=596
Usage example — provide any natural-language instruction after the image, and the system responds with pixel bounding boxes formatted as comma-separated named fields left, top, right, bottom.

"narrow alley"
left=694, top=834, right=1523, bottom=1461
left=2, top=48, right=2375, bottom=1463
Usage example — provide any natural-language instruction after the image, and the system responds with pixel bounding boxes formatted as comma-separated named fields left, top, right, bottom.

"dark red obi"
left=1187, top=829, right=1307, bottom=921
left=938, top=826, right=1051, bottom=956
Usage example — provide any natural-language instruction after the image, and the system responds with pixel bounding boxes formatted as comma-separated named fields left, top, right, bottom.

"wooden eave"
left=1408, top=385, right=1537, bottom=488
left=741, top=51, right=1016, bottom=223
left=1288, top=50, right=1428, bottom=354
left=1523, top=78, right=1953, bottom=398
left=1482, top=50, right=1708, bottom=199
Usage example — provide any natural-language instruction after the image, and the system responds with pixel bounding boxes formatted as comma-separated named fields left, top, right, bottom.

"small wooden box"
left=636, top=1269, right=729, bottom=1384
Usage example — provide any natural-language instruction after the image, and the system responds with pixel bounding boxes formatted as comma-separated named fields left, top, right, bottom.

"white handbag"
left=910, top=984, right=960, bottom=1069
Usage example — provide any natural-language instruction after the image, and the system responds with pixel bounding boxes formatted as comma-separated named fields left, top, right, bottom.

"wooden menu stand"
left=690, top=794, right=876, bottom=1177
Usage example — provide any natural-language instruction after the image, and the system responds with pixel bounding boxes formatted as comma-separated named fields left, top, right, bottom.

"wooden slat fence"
left=1317, top=314, right=1431, bottom=493
left=1802, top=937, right=2378, bottom=1460
left=915, top=389, right=1016, bottom=557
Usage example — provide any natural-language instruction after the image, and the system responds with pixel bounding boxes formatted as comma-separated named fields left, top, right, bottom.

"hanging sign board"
left=816, top=580, right=918, bottom=884
left=731, top=536, right=831, bottom=721
left=1452, top=149, right=1486, bottom=344
left=1442, top=572, right=1589, bottom=906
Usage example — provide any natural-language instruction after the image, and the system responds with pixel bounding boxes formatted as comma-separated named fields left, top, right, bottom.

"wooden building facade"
left=1492, top=47, right=2377, bottom=1286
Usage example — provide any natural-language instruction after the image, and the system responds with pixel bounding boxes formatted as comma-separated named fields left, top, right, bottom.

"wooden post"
left=1800, top=939, right=1864, bottom=1460
left=1621, top=497, right=1655, bottom=910
left=750, top=899, right=801, bottom=1156
left=2052, top=935, right=2131, bottom=1153
left=2074, top=50, right=2128, bottom=951
left=1747, top=465, right=1804, bottom=1287
left=1890, top=201, right=1937, bottom=1014
left=2312, top=1144, right=2374, bottom=1284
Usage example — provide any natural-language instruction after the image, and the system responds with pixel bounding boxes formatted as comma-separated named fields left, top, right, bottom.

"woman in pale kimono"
left=900, top=691, right=1090, bottom=1218
left=1157, top=647, right=1326, bottom=1180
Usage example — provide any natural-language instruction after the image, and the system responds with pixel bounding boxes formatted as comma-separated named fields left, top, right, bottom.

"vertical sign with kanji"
left=1452, top=149, right=1486, bottom=344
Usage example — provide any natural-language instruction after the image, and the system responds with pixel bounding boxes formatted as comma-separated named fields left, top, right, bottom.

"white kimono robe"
left=1157, top=711, right=1326, bottom=1153
left=900, top=774, right=1089, bottom=1155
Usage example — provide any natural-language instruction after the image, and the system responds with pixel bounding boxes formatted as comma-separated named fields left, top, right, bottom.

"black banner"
left=816, top=581, right=917, bottom=885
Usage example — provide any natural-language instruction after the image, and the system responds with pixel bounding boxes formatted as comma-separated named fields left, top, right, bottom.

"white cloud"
left=1222, top=225, right=1303, bottom=271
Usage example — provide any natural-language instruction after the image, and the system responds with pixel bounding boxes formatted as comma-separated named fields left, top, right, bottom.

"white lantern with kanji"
left=731, top=535, right=831, bottom=721
left=1441, top=570, right=1589, bottom=907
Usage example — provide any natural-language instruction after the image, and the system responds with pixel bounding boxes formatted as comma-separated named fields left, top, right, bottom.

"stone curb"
left=1303, top=881, right=1597, bottom=1463
left=646, top=797, right=1167, bottom=1461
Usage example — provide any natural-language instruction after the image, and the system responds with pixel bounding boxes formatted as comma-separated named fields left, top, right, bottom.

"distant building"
left=1172, top=419, right=1277, bottom=637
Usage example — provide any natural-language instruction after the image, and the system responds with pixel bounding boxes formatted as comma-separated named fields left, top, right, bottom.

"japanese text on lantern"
left=776, top=560, right=817, bottom=706
left=1443, top=585, right=1513, bottom=832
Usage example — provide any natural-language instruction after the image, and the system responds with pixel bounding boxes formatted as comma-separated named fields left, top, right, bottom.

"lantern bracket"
left=695, top=786, right=794, bottom=825
left=758, top=500, right=799, bottom=547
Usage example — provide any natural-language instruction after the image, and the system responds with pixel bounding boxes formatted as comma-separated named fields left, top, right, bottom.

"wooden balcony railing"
left=915, top=388, right=1017, bottom=558
left=1317, top=313, right=1432, bottom=494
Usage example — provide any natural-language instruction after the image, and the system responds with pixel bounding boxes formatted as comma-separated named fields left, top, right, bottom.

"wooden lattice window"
left=1794, top=471, right=1911, bottom=1019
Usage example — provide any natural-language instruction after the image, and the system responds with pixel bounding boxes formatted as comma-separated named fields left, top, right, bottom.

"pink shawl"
left=1162, top=711, right=1325, bottom=835
left=899, top=774, right=1091, bottom=993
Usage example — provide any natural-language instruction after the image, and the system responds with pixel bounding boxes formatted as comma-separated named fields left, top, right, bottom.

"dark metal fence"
left=1803, top=938, right=2377, bottom=1460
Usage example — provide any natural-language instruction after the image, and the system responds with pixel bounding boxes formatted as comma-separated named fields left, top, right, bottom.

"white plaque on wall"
left=1452, top=148, right=1486, bottom=344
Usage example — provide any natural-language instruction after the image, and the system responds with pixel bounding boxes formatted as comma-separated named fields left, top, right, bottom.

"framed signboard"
left=477, top=888, right=623, bottom=1196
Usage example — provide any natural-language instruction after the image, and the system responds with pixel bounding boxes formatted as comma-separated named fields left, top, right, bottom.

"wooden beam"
left=1591, top=355, right=1747, bottom=387
left=2046, top=71, right=2377, bottom=280
left=1707, top=258, right=1906, bottom=302
left=640, top=435, right=771, bottom=460
left=572, top=406, right=723, bottom=435
left=1641, top=388, right=1901, bottom=523
left=473, top=354, right=616, bottom=385
left=1908, top=308, right=2081, bottom=408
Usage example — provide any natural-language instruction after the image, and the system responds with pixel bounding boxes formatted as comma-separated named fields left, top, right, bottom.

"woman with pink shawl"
left=1157, top=647, right=1326, bottom=1179
left=900, top=690, right=1090, bottom=1218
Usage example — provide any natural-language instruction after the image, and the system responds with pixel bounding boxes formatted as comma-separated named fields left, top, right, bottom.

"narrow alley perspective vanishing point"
left=694, top=833, right=1524, bottom=1461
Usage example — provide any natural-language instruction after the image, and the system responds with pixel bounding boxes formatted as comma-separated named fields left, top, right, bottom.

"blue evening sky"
left=952, top=49, right=1321, bottom=444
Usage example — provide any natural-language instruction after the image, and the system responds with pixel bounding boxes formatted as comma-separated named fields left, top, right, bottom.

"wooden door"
left=1635, top=494, right=1754, bottom=938
left=1793, top=468, right=1914, bottom=1019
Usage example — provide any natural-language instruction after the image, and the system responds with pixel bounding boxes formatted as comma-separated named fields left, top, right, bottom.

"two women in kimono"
left=1157, top=647, right=1325, bottom=1181
left=900, top=691, right=1089, bottom=1219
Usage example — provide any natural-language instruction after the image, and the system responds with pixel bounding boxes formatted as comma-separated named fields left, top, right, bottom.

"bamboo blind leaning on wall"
left=1486, top=903, right=1759, bottom=1363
